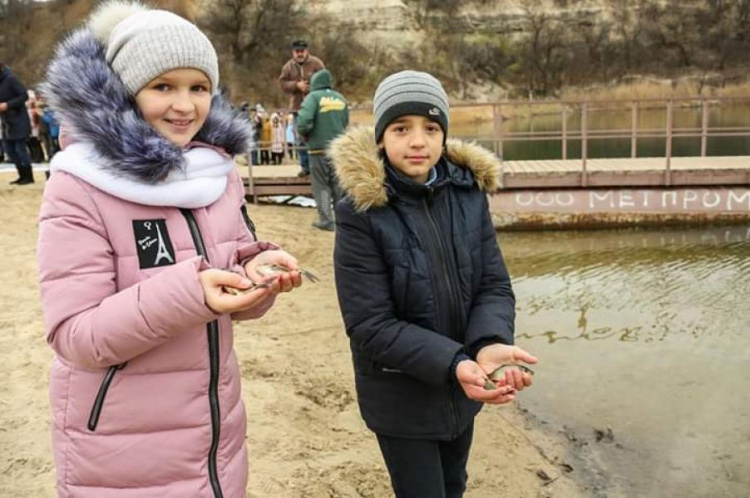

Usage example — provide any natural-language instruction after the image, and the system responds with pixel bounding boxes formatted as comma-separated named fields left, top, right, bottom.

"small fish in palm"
left=222, top=263, right=319, bottom=295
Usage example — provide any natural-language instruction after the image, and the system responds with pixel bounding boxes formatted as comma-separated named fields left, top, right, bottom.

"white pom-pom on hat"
left=88, top=0, right=148, bottom=45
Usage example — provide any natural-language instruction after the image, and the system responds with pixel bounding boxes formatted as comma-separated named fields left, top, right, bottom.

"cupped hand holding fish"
left=243, top=249, right=303, bottom=294
left=476, top=344, right=538, bottom=392
left=455, top=359, right=518, bottom=405
left=199, top=268, right=276, bottom=314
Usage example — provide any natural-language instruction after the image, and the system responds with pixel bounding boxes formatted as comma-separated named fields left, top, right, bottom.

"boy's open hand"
left=456, top=359, right=517, bottom=405
left=244, top=249, right=303, bottom=294
left=476, top=344, right=537, bottom=392
left=199, top=269, right=274, bottom=314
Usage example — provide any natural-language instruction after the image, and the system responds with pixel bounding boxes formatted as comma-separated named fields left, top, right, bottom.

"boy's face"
left=135, top=68, right=212, bottom=147
left=380, top=115, right=444, bottom=184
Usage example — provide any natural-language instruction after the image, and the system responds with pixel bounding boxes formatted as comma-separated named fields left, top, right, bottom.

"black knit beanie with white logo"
left=373, top=70, right=449, bottom=144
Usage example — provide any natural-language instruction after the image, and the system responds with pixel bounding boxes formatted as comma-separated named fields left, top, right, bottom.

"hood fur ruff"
left=41, top=29, right=250, bottom=183
left=329, top=126, right=502, bottom=212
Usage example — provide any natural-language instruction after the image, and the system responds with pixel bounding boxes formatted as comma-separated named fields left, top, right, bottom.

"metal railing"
left=452, top=96, right=750, bottom=187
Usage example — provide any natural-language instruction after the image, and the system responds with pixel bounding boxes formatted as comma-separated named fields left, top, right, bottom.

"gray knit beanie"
left=373, top=70, right=449, bottom=144
left=88, top=1, right=219, bottom=95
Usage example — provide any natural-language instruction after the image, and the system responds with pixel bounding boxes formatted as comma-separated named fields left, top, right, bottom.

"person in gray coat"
left=0, top=63, right=33, bottom=184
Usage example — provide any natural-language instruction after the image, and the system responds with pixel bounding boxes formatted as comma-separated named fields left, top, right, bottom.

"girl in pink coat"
left=36, top=2, right=302, bottom=496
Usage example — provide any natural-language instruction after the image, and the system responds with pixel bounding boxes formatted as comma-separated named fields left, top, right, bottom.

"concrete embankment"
left=490, top=186, right=750, bottom=229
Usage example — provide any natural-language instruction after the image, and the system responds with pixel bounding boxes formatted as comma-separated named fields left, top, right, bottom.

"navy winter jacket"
left=330, top=127, right=515, bottom=439
left=0, top=65, right=31, bottom=141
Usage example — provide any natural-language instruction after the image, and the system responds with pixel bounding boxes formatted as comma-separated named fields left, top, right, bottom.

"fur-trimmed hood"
left=329, top=126, right=501, bottom=212
left=41, top=29, right=250, bottom=184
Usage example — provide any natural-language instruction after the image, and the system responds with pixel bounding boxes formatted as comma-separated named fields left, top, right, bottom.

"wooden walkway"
left=502, top=156, right=750, bottom=188
left=240, top=156, right=750, bottom=200
left=240, top=164, right=312, bottom=203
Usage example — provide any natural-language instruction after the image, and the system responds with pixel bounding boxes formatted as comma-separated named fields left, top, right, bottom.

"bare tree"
left=200, top=0, right=308, bottom=103
left=610, top=0, right=648, bottom=73
left=201, top=0, right=305, bottom=66
left=517, top=0, right=567, bottom=97
left=0, top=0, right=34, bottom=69
left=313, top=22, right=396, bottom=103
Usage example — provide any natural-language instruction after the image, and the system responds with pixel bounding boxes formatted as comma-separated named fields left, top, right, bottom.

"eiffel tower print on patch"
left=133, top=219, right=176, bottom=269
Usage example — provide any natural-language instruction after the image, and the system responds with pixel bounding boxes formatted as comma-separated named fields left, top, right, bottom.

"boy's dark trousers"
left=376, top=422, right=474, bottom=498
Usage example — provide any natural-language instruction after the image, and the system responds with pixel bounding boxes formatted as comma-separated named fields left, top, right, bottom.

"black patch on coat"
left=133, top=219, right=176, bottom=269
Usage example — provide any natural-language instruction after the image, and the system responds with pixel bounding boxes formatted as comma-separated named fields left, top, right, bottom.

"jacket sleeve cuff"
left=449, top=352, right=472, bottom=380
left=469, top=338, right=502, bottom=359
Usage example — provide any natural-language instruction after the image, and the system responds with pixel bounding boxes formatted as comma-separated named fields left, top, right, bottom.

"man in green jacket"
left=297, top=69, right=349, bottom=231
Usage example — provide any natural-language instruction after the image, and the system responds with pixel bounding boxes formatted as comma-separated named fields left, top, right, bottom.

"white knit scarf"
left=51, top=142, right=235, bottom=208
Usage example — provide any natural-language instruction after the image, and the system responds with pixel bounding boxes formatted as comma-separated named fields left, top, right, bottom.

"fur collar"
left=41, top=29, right=250, bottom=184
left=329, top=126, right=501, bottom=212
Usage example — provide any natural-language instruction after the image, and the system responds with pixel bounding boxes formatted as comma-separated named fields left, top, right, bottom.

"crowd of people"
left=241, top=103, right=295, bottom=165
left=10, top=2, right=537, bottom=497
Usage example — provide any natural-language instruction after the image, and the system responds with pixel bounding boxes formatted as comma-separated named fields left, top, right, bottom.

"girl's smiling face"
left=380, top=115, right=444, bottom=184
left=135, top=68, right=211, bottom=147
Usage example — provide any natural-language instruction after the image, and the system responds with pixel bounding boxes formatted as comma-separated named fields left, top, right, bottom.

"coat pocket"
left=87, top=363, right=126, bottom=431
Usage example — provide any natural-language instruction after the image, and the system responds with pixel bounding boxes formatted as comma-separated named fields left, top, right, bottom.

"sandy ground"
left=0, top=171, right=586, bottom=498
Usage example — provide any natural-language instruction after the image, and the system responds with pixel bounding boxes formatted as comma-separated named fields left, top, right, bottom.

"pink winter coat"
left=38, top=168, right=273, bottom=497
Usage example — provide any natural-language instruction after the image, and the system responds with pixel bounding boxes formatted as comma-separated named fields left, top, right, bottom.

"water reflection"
left=499, top=225, right=750, bottom=497
left=502, top=226, right=750, bottom=344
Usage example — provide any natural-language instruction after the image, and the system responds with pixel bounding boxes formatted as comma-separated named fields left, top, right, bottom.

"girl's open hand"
left=199, top=268, right=274, bottom=314
left=476, top=344, right=537, bottom=392
left=455, top=359, right=517, bottom=405
left=244, top=249, right=303, bottom=293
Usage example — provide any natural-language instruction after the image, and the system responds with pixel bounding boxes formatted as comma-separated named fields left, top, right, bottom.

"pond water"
left=453, top=103, right=750, bottom=160
left=501, top=225, right=750, bottom=497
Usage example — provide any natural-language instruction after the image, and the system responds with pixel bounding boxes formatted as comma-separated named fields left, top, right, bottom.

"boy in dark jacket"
left=330, top=71, right=537, bottom=497
left=297, top=69, right=349, bottom=231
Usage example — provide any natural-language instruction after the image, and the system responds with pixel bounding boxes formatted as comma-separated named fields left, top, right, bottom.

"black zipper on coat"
left=87, top=363, right=126, bottom=431
left=181, top=208, right=224, bottom=498
left=421, top=193, right=465, bottom=438
left=421, top=195, right=464, bottom=341
left=240, top=204, right=257, bottom=239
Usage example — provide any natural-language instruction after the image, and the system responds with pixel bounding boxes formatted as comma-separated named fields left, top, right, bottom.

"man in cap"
left=279, top=40, right=325, bottom=177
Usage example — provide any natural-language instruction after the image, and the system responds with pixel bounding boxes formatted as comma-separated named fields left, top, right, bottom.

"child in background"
left=285, top=112, right=296, bottom=160
left=26, top=89, right=44, bottom=165
left=250, top=105, right=264, bottom=165
left=260, top=111, right=271, bottom=165
left=245, top=105, right=259, bottom=166
left=36, top=92, right=60, bottom=161
left=270, top=112, right=286, bottom=165
left=330, top=70, right=537, bottom=497
left=37, top=2, right=302, bottom=496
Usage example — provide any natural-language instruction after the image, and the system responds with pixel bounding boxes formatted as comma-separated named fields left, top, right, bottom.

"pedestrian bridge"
left=241, top=156, right=750, bottom=200
left=242, top=95, right=750, bottom=228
